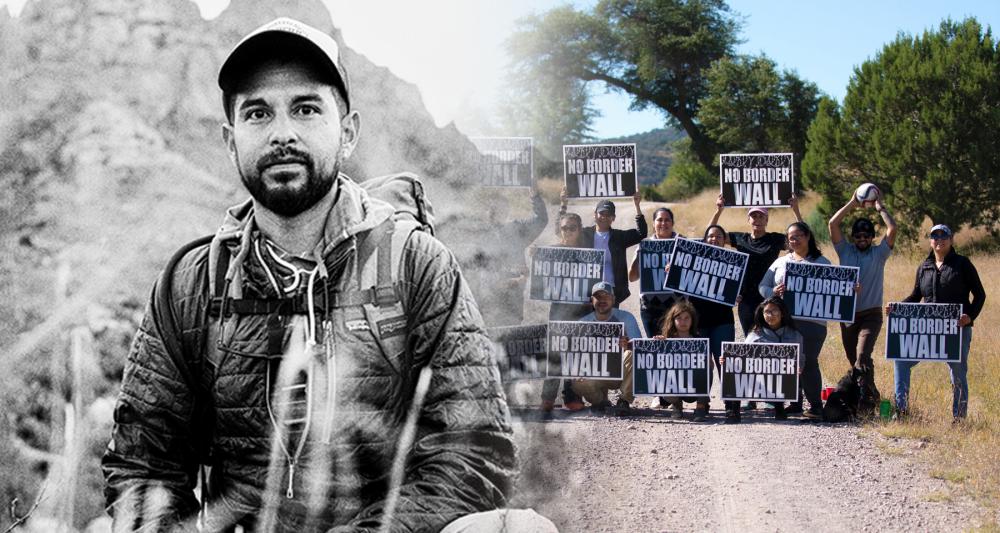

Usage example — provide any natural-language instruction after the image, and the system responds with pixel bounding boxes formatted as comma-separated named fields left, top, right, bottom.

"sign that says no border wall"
left=720, top=153, right=794, bottom=207
left=529, top=247, right=605, bottom=303
left=783, top=262, right=859, bottom=323
left=632, top=338, right=711, bottom=397
left=638, top=239, right=675, bottom=295
left=471, top=137, right=533, bottom=188
left=547, top=321, right=624, bottom=381
left=885, top=303, right=963, bottom=362
left=721, top=342, right=799, bottom=402
left=487, top=324, right=548, bottom=381
left=665, top=237, right=748, bottom=306
left=563, top=143, right=637, bottom=198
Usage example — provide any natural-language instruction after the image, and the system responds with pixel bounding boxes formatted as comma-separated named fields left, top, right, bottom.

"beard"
left=239, top=145, right=338, bottom=217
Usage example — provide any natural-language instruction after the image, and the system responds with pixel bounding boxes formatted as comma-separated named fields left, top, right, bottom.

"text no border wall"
left=563, top=143, right=637, bottom=198
left=885, top=303, right=963, bottom=362
left=720, top=153, right=794, bottom=207
left=547, top=321, right=624, bottom=381
left=487, top=324, right=548, bottom=381
left=721, top=342, right=799, bottom=402
left=529, top=247, right=606, bottom=303
left=632, top=338, right=711, bottom=397
left=783, top=262, right=859, bottom=323
left=471, top=137, right=533, bottom=188
left=638, top=239, right=675, bottom=295
left=665, top=237, right=748, bottom=306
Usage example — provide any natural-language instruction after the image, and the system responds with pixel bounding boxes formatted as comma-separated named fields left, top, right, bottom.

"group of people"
left=539, top=188, right=986, bottom=424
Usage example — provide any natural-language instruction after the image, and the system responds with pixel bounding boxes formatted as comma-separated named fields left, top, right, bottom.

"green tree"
left=802, top=18, right=1000, bottom=238
left=699, top=54, right=820, bottom=183
left=506, top=0, right=741, bottom=172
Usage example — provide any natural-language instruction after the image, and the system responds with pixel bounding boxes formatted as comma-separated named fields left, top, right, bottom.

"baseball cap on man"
left=218, top=17, right=350, bottom=117
left=929, top=224, right=953, bottom=238
left=851, top=218, right=875, bottom=236
left=747, top=207, right=769, bottom=217
left=595, top=200, right=616, bottom=215
left=591, top=281, right=614, bottom=296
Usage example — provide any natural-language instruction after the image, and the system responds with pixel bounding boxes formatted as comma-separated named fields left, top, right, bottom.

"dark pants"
left=639, top=298, right=677, bottom=338
left=794, top=320, right=827, bottom=412
left=840, top=307, right=882, bottom=373
left=738, top=293, right=763, bottom=336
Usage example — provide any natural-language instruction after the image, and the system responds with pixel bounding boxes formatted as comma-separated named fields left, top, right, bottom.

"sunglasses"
left=560, top=225, right=580, bottom=232
left=852, top=232, right=872, bottom=239
left=930, top=233, right=951, bottom=240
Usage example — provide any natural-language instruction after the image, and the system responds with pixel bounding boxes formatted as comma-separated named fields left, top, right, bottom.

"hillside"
left=601, top=127, right=687, bottom=185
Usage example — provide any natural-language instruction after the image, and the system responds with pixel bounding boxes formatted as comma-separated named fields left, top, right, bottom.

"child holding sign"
left=759, top=222, right=828, bottom=419
left=653, top=301, right=711, bottom=421
left=738, top=297, right=804, bottom=423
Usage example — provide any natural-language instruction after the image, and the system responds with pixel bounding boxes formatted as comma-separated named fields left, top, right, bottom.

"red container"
left=821, top=387, right=835, bottom=401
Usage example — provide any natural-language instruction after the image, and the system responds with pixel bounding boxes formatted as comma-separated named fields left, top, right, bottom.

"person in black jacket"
left=559, top=188, right=647, bottom=306
left=889, top=224, right=986, bottom=421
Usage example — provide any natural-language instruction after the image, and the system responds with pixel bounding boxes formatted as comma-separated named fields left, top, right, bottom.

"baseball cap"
left=218, top=18, right=350, bottom=116
left=595, top=200, right=616, bottom=215
left=747, top=207, right=769, bottom=217
left=591, top=281, right=614, bottom=296
left=851, top=218, right=875, bottom=236
left=929, top=224, right=953, bottom=238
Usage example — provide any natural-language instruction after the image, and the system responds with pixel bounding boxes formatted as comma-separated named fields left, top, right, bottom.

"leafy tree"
left=699, top=54, right=820, bottom=183
left=802, top=18, right=1000, bottom=238
left=642, top=137, right=714, bottom=201
left=506, top=0, right=741, bottom=172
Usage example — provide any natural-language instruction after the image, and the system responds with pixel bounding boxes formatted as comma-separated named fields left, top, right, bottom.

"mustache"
left=256, top=146, right=314, bottom=172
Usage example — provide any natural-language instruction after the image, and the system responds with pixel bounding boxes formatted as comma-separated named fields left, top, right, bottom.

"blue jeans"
left=894, top=326, right=972, bottom=418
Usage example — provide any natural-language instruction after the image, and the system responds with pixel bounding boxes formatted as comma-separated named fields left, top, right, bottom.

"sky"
left=3, top=0, right=999, bottom=139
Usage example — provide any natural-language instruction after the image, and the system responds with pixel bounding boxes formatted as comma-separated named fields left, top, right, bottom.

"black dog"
left=822, top=367, right=880, bottom=422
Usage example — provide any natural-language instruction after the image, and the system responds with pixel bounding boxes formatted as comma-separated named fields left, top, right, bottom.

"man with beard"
left=828, top=193, right=897, bottom=410
left=101, top=18, right=555, bottom=533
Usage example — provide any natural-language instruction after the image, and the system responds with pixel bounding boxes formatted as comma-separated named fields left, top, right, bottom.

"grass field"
left=540, top=179, right=1000, bottom=524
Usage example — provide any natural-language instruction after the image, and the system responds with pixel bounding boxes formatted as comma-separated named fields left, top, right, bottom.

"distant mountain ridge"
left=600, top=127, right=687, bottom=186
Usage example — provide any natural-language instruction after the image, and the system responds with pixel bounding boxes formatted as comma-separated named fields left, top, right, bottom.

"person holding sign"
left=759, top=222, right=828, bottom=419
left=560, top=187, right=648, bottom=306
left=629, top=207, right=682, bottom=336
left=736, top=298, right=804, bottom=423
left=889, top=225, right=986, bottom=420
left=654, top=300, right=712, bottom=422
left=828, top=193, right=897, bottom=409
left=571, top=282, right=641, bottom=411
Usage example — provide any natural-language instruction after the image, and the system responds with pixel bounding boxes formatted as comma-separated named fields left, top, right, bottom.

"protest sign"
left=885, top=303, right=963, bottom=362
left=665, top=237, right=748, bottom=306
left=783, top=262, right=859, bottom=323
left=563, top=143, right=637, bottom=198
left=720, top=153, right=794, bottom=207
left=529, top=247, right=605, bottom=303
left=471, top=137, right=533, bottom=188
left=547, top=321, right=624, bottom=381
left=638, top=239, right=675, bottom=295
left=632, top=338, right=711, bottom=397
left=487, top=324, right=548, bottom=381
left=721, top=342, right=799, bottom=402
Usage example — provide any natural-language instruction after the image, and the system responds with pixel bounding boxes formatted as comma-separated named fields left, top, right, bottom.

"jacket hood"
left=216, top=173, right=395, bottom=255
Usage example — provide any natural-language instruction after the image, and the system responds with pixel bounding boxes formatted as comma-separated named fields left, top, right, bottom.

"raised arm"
left=828, top=196, right=858, bottom=246
left=789, top=193, right=804, bottom=223
left=874, top=197, right=898, bottom=249
left=710, top=194, right=725, bottom=228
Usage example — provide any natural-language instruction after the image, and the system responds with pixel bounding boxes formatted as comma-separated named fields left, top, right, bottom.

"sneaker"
left=742, top=401, right=757, bottom=412
left=615, top=399, right=631, bottom=414
left=541, top=400, right=555, bottom=412
left=803, top=408, right=822, bottom=420
left=725, top=410, right=741, bottom=424
left=671, top=402, right=683, bottom=420
left=785, top=402, right=804, bottom=415
left=891, top=409, right=908, bottom=422
left=590, top=399, right=612, bottom=413
left=694, top=404, right=708, bottom=422
left=564, top=400, right=586, bottom=412
left=773, top=404, right=787, bottom=420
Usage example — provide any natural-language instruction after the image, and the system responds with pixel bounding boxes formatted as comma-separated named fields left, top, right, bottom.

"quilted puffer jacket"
left=101, top=175, right=515, bottom=532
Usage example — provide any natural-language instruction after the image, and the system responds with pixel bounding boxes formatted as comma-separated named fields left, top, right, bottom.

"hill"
left=600, top=127, right=687, bottom=186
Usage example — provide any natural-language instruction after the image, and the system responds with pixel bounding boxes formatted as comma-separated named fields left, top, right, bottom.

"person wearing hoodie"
left=101, top=18, right=555, bottom=533
left=734, top=297, right=805, bottom=423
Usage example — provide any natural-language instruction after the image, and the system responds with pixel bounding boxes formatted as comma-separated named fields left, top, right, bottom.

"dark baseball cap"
left=218, top=18, right=351, bottom=116
left=851, top=218, right=875, bottom=236
left=595, top=200, right=616, bottom=214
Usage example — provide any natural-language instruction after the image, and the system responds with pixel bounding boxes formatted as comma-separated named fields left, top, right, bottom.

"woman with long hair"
left=655, top=300, right=710, bottom=421
left=629, top=207, right=682, bottom=336
left=758, top=221, right=829, bottom=419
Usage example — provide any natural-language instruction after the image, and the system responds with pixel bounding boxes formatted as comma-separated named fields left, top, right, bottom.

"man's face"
left=852, top=231, right=873, bottom=251
left=748, top=211, right=768, bottom=232
left=591, top=291, right=614, bottom=314
left=223, top=58, right=358, bottom=217
left=594, top=209, right=615, bottom=231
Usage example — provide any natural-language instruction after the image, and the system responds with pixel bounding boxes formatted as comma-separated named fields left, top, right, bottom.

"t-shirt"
left=834, top=239, right=892, bottom=312
left=594, top=230, right=614, bottom=285
left=729, top=231, right=786, bottom=298
left=580, top=308, right=643, bottom=340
